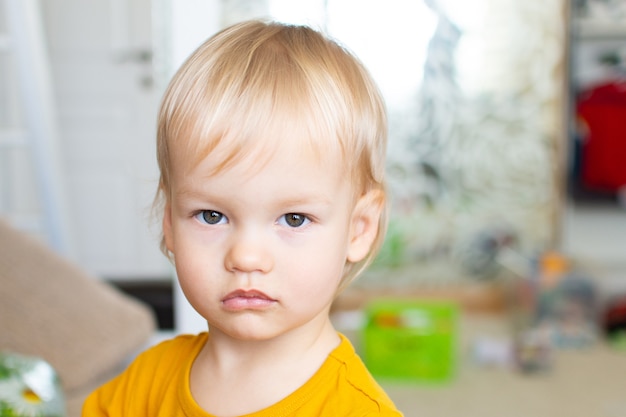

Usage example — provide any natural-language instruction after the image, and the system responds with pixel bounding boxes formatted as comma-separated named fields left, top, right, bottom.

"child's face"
left=163, top=140, right=378, bottom=341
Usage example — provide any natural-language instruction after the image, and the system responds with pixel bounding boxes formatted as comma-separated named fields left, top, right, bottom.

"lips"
left=221, top=289, right=277, bottom=311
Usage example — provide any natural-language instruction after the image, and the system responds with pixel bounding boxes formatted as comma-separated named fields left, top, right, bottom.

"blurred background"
left=1, top=0, right=626, bottom=416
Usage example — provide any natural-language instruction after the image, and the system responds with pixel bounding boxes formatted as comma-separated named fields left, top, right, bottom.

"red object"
left=604, top=294, right=626, bottom=336
left=577, top=82, right=626, bottom=192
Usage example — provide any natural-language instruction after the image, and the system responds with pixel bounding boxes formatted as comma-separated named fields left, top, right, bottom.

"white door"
left=42, top=0, right=169, bottom=279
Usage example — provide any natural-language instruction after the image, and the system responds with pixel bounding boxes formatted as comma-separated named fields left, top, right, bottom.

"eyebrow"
left=274, top=195, right=334, bottom=208
left=175, top=186, right=334, bottom=208
left=172, top=186, right=209, bottom=201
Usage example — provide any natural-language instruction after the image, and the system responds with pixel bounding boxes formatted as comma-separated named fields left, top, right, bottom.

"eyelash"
left=194, top=210, right=311, bottom=228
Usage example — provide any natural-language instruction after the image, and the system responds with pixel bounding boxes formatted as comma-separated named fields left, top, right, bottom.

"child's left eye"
left=278, top=213, right=310, bottom=228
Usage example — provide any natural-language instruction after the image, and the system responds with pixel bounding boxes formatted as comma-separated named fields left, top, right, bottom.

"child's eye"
left=278, top=213, right=310, bottom=228
left=195, top=210, right=227, bottom=225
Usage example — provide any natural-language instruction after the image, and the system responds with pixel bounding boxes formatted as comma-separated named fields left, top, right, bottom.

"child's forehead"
left=171, top=125, right=346, bottom=181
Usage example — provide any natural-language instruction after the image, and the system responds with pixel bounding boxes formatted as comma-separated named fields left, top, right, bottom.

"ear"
left=347, top=189, right=385, bottom=263
left=162, top=201, right=175, bottom=255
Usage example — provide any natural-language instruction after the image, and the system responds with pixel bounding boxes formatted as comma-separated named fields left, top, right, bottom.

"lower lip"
left=222, top=296, right=276, bottom=311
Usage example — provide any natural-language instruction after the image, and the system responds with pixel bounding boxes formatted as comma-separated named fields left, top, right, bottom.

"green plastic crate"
left=362, top=299, right=458, bottom=382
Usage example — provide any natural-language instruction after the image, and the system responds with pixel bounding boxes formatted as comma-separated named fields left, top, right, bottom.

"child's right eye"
left=195, top=210, right=227, bottom=225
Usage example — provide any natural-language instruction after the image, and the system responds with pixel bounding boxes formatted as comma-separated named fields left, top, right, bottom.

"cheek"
left=174, top=244, right=218, bottom=293
left=175, top=259, right=203, bottom=300
left=283, top=242, right=346, bottom=295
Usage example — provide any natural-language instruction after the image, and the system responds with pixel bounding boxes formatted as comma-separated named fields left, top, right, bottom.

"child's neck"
left=190, top=318, right=341, bottom=416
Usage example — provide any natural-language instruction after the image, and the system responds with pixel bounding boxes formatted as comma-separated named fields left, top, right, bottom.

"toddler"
left=83, top=20, right=402, bottom=416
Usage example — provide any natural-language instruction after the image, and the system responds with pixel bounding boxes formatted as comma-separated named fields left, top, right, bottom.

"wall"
left=1, top=0, right=172, bottom=280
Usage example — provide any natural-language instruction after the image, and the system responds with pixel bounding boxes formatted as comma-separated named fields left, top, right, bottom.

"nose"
left=224, top=232, right=274, bottom=274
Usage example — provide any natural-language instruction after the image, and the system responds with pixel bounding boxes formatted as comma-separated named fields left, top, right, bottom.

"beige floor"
left=375, top=315, right=626, bottom=417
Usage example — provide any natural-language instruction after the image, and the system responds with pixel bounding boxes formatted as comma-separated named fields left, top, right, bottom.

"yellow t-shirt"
left=82, top=332, right=403, bottom=416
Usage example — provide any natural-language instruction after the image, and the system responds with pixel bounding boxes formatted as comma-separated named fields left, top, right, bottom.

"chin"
left=225, top=327, right=283, bottom=342
left=211, top=317, right=285, bottom=342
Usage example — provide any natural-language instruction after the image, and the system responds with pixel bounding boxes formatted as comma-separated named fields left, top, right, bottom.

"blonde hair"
left=156, top=20, right=388, bottom=289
